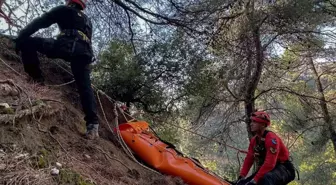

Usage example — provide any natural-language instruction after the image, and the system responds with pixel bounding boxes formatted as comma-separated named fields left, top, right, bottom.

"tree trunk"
left=244, top=37, right=254, bottom=140
left=244, top=1, right=265, bottom=140
left=331, top=129, right=336, bottom=154
left=308, top=56, right=336, bottom=154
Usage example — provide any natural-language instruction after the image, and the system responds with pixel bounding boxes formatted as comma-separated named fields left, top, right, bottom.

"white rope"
left=0, top=57, right=24, bottom=77
left=96, top=90, right=161, bottom=175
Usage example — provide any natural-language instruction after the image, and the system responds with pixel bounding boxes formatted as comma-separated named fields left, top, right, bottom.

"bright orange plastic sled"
left=117, top=121, right=230, bottom=185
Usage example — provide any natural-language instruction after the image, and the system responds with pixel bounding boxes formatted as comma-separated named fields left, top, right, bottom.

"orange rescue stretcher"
left=117, top=121, right=231, bottom=185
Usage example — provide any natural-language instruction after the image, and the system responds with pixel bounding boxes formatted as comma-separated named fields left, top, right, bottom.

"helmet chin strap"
left=254, top=124, right=266, bottom=136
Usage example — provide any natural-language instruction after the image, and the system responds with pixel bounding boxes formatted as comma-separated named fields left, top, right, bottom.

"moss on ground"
left=31, top=148, right=50, bottom=169
left=0, top=107, right=14, bottom=114
left=57, top=169, right=95, bottom=185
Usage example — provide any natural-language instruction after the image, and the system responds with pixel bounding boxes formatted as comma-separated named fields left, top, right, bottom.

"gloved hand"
left=235, top=176, right=245, bottom=185
left=244, top=179, right=257, bottom=185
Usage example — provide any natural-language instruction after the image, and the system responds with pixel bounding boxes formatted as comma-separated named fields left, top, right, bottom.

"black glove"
left=235, top=176, right=244, bottom=185
left=244, top=179, right=257, bottom=185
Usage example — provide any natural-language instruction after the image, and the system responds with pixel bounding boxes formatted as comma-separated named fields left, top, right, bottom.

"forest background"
left=1, top=0, right=336, bottom=184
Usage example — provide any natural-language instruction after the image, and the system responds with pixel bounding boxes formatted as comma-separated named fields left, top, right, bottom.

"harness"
left=58, top=9, right=92, bottom=44
left=58, top=29, right=91, bottom=43
left=253, top=131, right=300, bottom=181
left=253, top=130, right=270, bottom=168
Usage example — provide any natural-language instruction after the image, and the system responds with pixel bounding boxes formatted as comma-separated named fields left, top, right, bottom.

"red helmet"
left=66, top=0, right=87, bottom=10
left=251, top=111, right=270, bottom=127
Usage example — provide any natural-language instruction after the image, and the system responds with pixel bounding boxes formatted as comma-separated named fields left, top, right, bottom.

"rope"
left=0, top=57, right=24, bottom=77
left=0, top=58, right=75, bottom=87
left=96, top=90, right=116, bottom=138
left=121, top=109, right=248, bottom=154
left=188, top=157, right=230, bottom=185
left=169, top=123, right=248, bottom=154
left=93, top=83, right=247, bottom=182
left=52, top=60, right=73, bottom=76
left=118, top=119, right=231, bottom=184
left=109, top=105, right=237, bottom=184
left=96, top=90, right=161, bottom=175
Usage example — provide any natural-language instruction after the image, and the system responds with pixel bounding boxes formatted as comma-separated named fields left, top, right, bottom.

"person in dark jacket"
left=14, top=0, right=99, bottom=140
left=235, top=111, right=296, bottom=185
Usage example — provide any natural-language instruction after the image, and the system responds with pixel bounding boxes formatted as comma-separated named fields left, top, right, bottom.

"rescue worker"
left=235, top=111, right=296, bottom=185
left=14, top=0, right=99, bottom=140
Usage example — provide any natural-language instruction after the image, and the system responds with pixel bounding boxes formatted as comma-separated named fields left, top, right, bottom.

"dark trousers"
left=19, top=37, right=98, bottom=127
left=239, top=161, right=296, bottom=185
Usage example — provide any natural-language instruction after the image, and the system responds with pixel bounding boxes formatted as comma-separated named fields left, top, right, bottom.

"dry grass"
left=0, top=144, right=55, bottom=185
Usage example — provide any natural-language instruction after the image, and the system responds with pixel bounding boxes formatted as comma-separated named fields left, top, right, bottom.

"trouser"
left=18, top=37, right=98, bottom=127
left=239, top=161, right=296, bottom=185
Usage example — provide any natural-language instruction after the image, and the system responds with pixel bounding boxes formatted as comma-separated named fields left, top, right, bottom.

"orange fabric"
left=118, top=122, right=230, bottom=185
left=240, top=132, right=290, bottom=183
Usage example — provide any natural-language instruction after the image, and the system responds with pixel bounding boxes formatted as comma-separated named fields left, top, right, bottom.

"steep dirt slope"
left=0, top=35, right=185, bottom=185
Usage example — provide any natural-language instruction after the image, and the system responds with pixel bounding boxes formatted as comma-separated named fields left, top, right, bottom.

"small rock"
left=14, top=153, right=29, bottom=159
left=0, top=103, right=9, bottom=109
left=84, top=154, right=91, bottom=159
left=55, top=162, right=62, bottom=168
left=0, top=103, right=13, bottom=114
left=51, top=168, right=59, bottom=176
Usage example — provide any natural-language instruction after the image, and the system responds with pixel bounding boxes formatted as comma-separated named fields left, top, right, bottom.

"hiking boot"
left=85, top=124, right=99, bottom=140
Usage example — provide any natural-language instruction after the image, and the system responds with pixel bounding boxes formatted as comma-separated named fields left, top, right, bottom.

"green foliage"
left=31, top=148, right=50, bottom=169
left=4, top=0, right=336, bottom=184
left=38, top=156, right=48, bottom=168
left=37, top=149, right=49, bottom=168
left=292, top=142, right=336, bottom=185
left=62, top=0, right=336, bottom=183
left=0, top=107, right=14, bottom=114
left=92, top=34, right=199, bottom=114
left=92, top=40, right=145, bottom=103
left=56, top=169, right=95, bottom=185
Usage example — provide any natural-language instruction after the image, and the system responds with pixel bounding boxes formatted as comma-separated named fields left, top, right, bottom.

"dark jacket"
left=17, top=5, right=93, bottom=60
